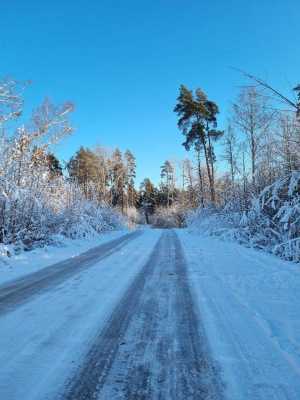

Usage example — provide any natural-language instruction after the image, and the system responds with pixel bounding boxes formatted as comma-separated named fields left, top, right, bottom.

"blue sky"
left=1, top=0, right=299, bottom=185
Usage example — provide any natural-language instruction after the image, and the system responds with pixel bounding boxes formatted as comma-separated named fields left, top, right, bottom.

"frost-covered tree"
left=124, top=149, right=137, bottom=209
left=277, top=113, right=300, bottom=173
left=0, top=77, right=124, bottom=250
left=183, top=159, right=198, bottom=208
left=186, top=81, right=300, bottom=262
left=223, top=123, right=239, bottom=187
left=67, top=147, right=102, bottom=199
left=110, top=149, right=126, bottom=211
left=160, top=160, right=175, bottom=208
left=232, top=87, right=273, bottom=190
left=139, top=178, right=156, bottom=223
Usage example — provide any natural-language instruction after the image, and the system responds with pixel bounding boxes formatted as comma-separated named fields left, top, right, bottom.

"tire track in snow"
left=0, top=231, right=142, bottom=316
left=62, top=230, right=224, bottom=400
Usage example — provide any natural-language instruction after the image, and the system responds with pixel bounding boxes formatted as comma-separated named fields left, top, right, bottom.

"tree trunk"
left=203, top=142, right=216, bottom=204
left=196, top=149, right=204, bottom=207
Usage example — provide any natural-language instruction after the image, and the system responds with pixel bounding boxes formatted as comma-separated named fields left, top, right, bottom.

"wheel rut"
left=62, top=230, right=224, bottom=400
left=0, top=231, right=142, bottom=316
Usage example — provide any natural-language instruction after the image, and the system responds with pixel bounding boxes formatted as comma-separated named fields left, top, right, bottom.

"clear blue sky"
left=1, top=0, right=299, bottom=185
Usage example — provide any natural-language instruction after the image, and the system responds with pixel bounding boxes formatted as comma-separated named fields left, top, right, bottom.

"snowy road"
left=1, top=229, right=300, bottom=399
left=0, top=230, right=141, bottom=316
left=63, top=230, right=223, bottom=400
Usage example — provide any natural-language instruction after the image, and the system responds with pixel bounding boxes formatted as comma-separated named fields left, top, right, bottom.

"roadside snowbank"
left=187, top=172, right=300, bottom=262
left=0, top=230, right=128, bottom=286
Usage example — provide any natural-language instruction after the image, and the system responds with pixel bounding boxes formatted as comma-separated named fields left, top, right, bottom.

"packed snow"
left=0, top=230, right=160, bottom=400
left=1, top=228, right=300, bottom=399
left=0, top=230, right=128, bottom=286
left=178, top=229, right=300, bottom=399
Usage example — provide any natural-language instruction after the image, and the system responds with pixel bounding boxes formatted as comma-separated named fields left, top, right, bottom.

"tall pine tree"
left=174, top=85, right=223, bottom=203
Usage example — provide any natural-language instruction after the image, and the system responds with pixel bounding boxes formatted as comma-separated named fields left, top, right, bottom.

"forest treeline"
left=0, top=77, right=192, bottom=250
left=1, top=74, right=300, bottom=261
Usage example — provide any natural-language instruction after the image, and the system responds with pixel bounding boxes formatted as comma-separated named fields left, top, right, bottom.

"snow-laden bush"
left=186, top=204, right=241, bottom=236
left=123, top=207, right=140, bottom=228
left=0, top=169, right=125, bottom=250
left=151, top=205, right=187, bottom=228
left=187, top=172, right=300, bottom=262
left=61, top=195, right=125, bottom=240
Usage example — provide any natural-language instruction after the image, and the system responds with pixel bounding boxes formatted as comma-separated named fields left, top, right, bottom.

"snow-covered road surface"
left=0, top=230, right=141, bottom=316
left=0, top=228, right=300, bottom=399
left=63, top=230, right=223, bottom=400
left=0, top=230, right=159, bottom=400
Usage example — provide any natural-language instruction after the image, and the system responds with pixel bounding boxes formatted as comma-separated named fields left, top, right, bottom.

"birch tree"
left=232, top=87, right=273, bottom=190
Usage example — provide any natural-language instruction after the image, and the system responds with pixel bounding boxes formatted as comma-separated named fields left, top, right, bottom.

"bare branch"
left=231, top=67, right=298, bottom=111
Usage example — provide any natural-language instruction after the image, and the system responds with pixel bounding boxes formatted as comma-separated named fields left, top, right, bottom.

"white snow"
left=178, top=229, right=300, bottom=399
left=186, top=172, right=300, bottom=262
left=0, top=229, right=160, bottom=400
left=0, top=230, right=128, bottom=286
left=1, top=228, right=300, bottom=399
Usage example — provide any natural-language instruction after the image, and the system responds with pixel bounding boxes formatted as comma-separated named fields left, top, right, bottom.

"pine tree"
left=160, top=160, right=174, bottom=207
left=124, top=149, right=137, bottom=209
left=110, top=149, right=125, bottom=211
left=47, top=153, right=63, bottom=177
left=139, top=178, right=156, bottom=223
left=174, top=85, right=223, bottom=204
left=67, top=147, right=99, bottom=198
